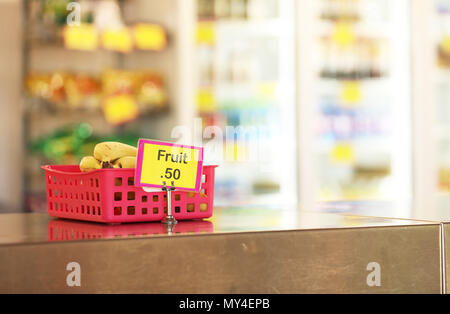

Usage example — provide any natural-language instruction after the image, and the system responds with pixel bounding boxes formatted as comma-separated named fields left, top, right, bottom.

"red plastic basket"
left=42, top=165, right=218, bottom=224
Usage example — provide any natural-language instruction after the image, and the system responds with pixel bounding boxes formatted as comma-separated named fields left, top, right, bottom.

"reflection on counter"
left=208, top=206, right=419, bottom=233
left=317, top=200, right=420, bottom=221
left=0, top=207, right=436, bottom=246
left=48, top=219, right=213, bottom=242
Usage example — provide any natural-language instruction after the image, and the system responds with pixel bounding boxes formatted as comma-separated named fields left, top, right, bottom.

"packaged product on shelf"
left=214, top=0, right=231, bottom=20
left=100, top=27, right=133, bottom=53
left=26, top=72, right=102, bottom=110
left=440, top=167, right=450, bottom=191
left=133, top=23, right=168, bottom=51
left=320, top=0, right=360, bottom=22
left=320, top=37, right=334, bottom=78
left=26, top=69, right=168, bottom=121
left=198, top=0, right=215, bottom=20
left=369, top=38, right=388, bottom=78
left=29, top=0, right=95, bottom=44
left=247, top=0, right=278, bottom=20
left=198, top=46, right=215, bottom=85
left=101, top=69, right=138, bottom=97
left=30, top=0, right=168, bottom=53
left=65, top=74, right=101, bottom=109
left=26, top=72, right=68, bottom=107
left=320, top=35, right=389, bottom=79
left=230, top=0, right=248, bottom=20
left=41, top=0, right=72, bottom=27
left=136, top=73, right=168, bottom=110
left=63, top=24, right=99, bottom=51
left=93, top=0, right=124, bottom=32
left=438, top=33, right=450, bottom=68
left=437, top=1, right=450, bottom=68
left=29, top=123, right=93, bottom=164
left=358, top=38, right=372, bottom=79
left=102, top=94, right=139, bottom=125
left=102, top=69, right=168, bottom=111
left=48, top=72, right=68, bottom=106
left=26, top=74, right=52, bottom=100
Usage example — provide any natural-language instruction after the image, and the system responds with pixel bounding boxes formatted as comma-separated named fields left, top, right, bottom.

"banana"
left=93, top=142, right=137, bottom=168
left=79, top=156, right=101, bottom=172
left=200, top=203, right=207, bottom=212
left=187, top=191, right=207, bottom=198
left=113, top=156, right=137, bottom=169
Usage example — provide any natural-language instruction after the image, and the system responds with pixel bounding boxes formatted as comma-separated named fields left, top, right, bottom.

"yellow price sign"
left=340, top=81, right=362, bottom=106
left=442, top=36, right=450, bottom=54
left=330, top=143, right=355, bottom=164
left=103, top=94, right=139, bottom=125
left=135, top=140, right=204, bottom=192
left=196, top=88, right=217, bottom=112
left=256, top=82, right=277, bottom=100
left=196, top=22, right=215, bottom=45
left=133, top=23, right=167, bottom=51
left=63, top=24, right=98, bottom=51
left=332, top=23, right=356, bottom=47
left=101, top=27, right=133, bottom=53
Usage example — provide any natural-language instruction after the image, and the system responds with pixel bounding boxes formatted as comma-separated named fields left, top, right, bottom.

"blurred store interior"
left=0, top=0, right=448, bottom=219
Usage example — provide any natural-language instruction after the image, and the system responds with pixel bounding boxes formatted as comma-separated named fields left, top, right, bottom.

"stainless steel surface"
left=443, top=223, right=450, bottom=294
left=0, top=207, right=437, bottom=245
left=316, top=200, right=450, bottom=293
left=315, top=200, right=450, bottom=221
left=0, top=207, right=442, bottom=293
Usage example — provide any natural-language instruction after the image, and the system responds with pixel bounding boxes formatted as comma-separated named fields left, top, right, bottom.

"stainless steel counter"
left=317, top=200, right=450, bottom=293
left=0, top=207, right=442, bottom=293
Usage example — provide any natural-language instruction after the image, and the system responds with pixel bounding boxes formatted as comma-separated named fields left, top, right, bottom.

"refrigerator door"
left=434, top=0, right=450, bottom=211
left=298, top=0, right=412, bottom=210
left=195, top=0, right=297, bottom=207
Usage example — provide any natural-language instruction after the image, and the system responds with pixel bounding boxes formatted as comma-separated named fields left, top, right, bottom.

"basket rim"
left=42, top=164, right=218, bottom=176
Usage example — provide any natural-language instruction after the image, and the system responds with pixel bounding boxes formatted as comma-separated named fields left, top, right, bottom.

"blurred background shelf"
left=21, top=0, right=184, bottom=212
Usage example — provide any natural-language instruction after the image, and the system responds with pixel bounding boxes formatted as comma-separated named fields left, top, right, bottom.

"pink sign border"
left=134, top=139, right=204, bottom=192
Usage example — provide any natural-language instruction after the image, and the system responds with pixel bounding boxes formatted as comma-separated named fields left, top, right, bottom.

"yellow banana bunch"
left=79, top=141, right=138, bottom=172
left=79, top=156, right=101, bottom=172
left=112, top=156, right=137, bottom=169
left=93, top=142, right=137, bottom=169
